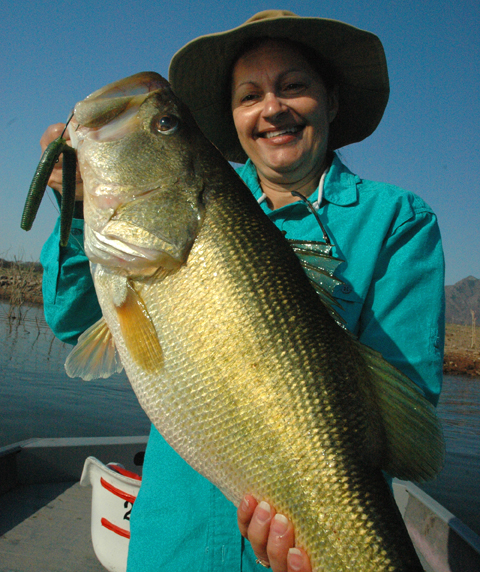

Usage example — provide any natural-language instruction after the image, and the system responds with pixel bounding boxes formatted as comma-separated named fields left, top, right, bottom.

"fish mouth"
left=258, top=125, right=304, bottom=139
left=85, top=224, right=184, bottom=276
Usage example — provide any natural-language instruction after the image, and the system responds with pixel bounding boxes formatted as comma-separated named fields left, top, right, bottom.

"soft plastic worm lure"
left=21, top=117, right=77, bottom=247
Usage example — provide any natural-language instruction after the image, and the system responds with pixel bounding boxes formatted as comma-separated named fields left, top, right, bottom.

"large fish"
left=65, top=72, right=443, bottom=571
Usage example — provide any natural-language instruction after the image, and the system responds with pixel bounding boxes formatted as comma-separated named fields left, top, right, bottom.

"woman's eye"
left=284, top=82, right=304, bottom=92
left=152, top=115, right=179, bottom=134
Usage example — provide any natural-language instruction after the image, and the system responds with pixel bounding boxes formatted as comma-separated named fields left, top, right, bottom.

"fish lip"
left=256, top=124, right=304, bottom=139
left=85, top=225, right=183, bottom=273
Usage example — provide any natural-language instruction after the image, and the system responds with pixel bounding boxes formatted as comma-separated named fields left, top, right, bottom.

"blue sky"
left=1, top=0, right=478, bottom=285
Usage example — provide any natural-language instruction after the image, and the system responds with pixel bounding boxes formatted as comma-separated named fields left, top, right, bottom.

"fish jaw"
left=83, top=182, right=204, bottom=275
left=84, top=224, right=181, bottom=276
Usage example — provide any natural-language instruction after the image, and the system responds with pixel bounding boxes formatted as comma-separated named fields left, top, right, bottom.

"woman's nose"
left=261, top=93, right=287, bottom=120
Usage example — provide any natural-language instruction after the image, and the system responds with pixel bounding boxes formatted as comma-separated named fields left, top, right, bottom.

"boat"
left=1, top=436, right=480, bottom=571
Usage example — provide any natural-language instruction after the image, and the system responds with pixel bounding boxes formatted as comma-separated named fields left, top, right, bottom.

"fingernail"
left=288, top=548, right=303, bottom=571
left=271, top=513, right=288, bottom=536
left=240, top=497, right=250, bottom=512
left=256, top=501, right=271, bottom=524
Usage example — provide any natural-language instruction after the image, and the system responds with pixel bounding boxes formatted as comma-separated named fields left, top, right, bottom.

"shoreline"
left=1, top=270, right=479, bottom=377
left=444, top=323, right=480, bottom=377
left=443, top=350, right=480, bottom=377
left=0, top=270, right=43, bottom=307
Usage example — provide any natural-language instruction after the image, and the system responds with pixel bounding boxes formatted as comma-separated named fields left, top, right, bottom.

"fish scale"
left=63, top=72, right=443, bottom=571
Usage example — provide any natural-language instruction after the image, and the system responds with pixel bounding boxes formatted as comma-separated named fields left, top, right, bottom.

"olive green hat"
left=169, top=9, right=389, bottom=163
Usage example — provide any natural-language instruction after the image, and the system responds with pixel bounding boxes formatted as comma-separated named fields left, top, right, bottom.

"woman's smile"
left=256, top=124, right=305, bottom=141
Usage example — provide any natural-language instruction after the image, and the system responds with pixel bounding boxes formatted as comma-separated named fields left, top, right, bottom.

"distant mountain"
left=445, top=276, right=480, bottom=325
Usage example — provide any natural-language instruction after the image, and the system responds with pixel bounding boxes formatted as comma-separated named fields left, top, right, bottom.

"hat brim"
left=169, top=13, right=389, bottom=163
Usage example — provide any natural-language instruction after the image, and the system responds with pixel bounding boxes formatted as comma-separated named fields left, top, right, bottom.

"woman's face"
left=231, top=40, right=338, bottom=186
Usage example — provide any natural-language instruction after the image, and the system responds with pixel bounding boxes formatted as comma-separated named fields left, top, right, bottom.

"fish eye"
left=152, top=114, right=179, bottom=135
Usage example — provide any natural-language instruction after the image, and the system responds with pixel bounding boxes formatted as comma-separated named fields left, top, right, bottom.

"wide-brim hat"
left=169, top=9, right=389, bottom=163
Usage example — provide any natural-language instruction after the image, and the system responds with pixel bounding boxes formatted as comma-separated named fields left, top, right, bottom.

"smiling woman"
left=231, top=39, right=338, bottom=209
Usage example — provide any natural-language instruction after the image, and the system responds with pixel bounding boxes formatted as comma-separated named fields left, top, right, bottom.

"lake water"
left=0, top=302, right=150, bottom=446
left=1, top=302, right=479, bottom=536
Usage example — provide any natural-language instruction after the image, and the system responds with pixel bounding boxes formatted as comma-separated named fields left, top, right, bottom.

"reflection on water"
left=437, top=374, right=480, bottom=455
left=1, top=303, right=479, bottom=535
left=420, top=373, right=480, bottom=536
left=2, top=304, right=67, bottom=372
left=0, top=302, right=150, bottom=447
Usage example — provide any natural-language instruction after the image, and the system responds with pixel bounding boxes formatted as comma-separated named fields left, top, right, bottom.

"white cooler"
left=81, top=456, right=142, bottom=572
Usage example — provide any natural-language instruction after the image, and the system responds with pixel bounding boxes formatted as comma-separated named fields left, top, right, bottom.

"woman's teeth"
left=263, top=126, right=302, bottom=139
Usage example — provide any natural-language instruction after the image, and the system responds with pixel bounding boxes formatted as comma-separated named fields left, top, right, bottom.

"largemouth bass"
left=65, top=72, right=443, bottom=571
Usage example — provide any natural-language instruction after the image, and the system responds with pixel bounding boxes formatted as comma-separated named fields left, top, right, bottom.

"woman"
left=40, top=10, right=445, bottom=572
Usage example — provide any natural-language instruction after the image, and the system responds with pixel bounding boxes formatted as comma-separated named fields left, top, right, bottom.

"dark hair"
left=229, top=37, right=338, bottom=95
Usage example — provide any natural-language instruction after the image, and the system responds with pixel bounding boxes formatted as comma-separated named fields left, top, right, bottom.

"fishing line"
left=61, top=112, right=74, bottom=138
left=290, top=191, right=332, bottom=246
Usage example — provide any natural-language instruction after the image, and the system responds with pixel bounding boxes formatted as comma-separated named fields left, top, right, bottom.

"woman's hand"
left=237, top=496, right=312, bottom=572
left=40, top=123, right=84, bottom=200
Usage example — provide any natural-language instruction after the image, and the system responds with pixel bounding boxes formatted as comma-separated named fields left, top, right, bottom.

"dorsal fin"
left=289, top=239, right=444, bottom=481
left=289, top=239, right=345, bottom=327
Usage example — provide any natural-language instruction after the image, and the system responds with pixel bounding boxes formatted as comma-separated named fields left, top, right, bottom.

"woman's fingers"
left=39, top=124, right=66, bottom=194
left=237, top=497, right=312, bottom=572
left=248, top=501, right=275, bottom=566
left=40, top=123, right=66, bottom=152
left=287, top=547, right=311, bottom=572
left=266, top=513, right=295, bottom=571
left=39, top=123, right=83, bottom=199
left=237, top=494, right=257, bottom=538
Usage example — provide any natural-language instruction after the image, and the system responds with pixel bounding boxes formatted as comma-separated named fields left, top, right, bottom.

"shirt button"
left=341, top=284, right=352, bottom=294
left=71, top=228, right=83, bottom=236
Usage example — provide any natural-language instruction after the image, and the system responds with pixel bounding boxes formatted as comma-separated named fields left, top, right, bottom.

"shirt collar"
left=237, top=153, right=359, bottom=209
left=322, top=154, right=359, bottom=206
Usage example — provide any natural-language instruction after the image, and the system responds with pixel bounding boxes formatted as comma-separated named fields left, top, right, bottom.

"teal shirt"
left=40, top=154, right=445, bottom=571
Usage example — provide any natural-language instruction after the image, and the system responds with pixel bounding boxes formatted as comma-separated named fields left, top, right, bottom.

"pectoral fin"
left=65, top=317, right=123, bottom=380
left=115, top=281, right=163, bottom=374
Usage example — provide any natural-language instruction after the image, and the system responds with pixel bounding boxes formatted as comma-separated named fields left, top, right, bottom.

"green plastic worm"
left=21, top=117, right=78, bottom=247
left=59, top=145, right=77, bottom=247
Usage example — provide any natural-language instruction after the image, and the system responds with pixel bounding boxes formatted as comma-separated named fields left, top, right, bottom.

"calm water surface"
left=420, top=365, right=480, bottom=536
left=1, top=303, right=479, bottom=535
left=0, top=302, right=150, bottom=446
